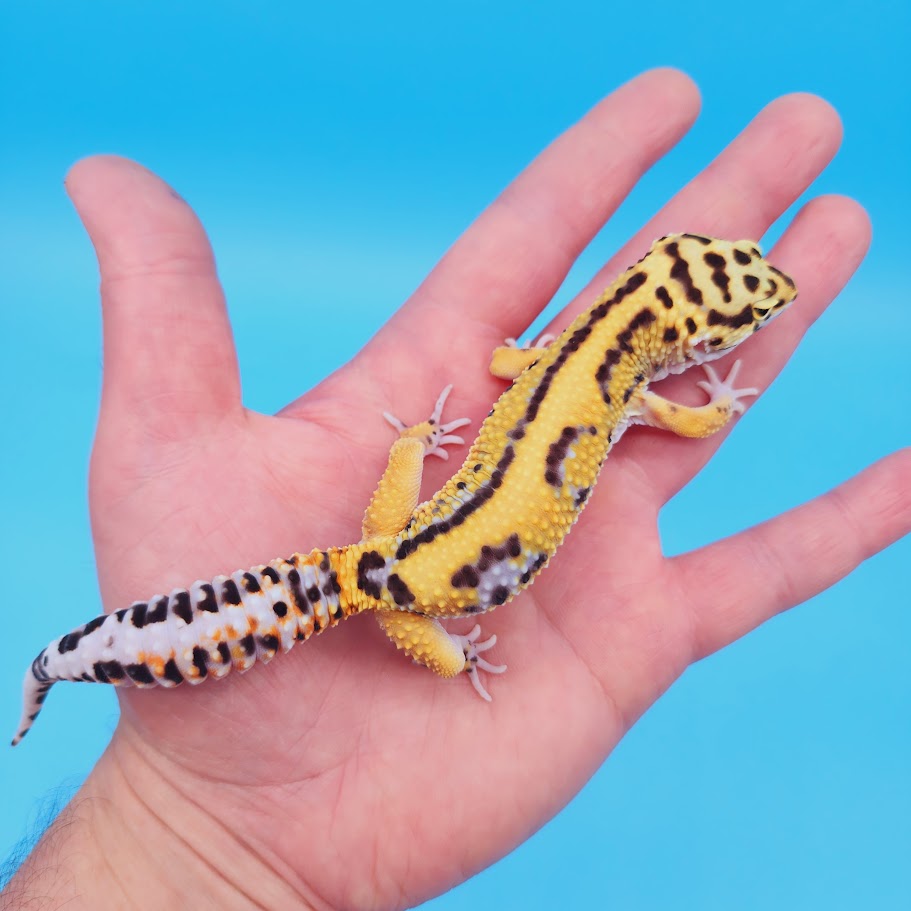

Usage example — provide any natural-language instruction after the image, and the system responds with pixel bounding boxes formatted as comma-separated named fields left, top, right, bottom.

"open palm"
left=56, top=70, right=909, bottom=910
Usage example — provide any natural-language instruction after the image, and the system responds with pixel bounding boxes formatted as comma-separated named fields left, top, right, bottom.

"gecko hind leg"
left=363, top=386, right=470, bottom=540
left=375, top=611, right=506, bottom=701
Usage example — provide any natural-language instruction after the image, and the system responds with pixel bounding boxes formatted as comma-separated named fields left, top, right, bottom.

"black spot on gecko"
left=387, top=574, right=415, bottom=606
left=287, top=568, right=311, bottom=615
left=147, top=596, right=169, bottom=624
left=126, top=663, right=155, bottom=685
left=163, top=659, right=184, bottom=684
left=492, top=586, right=509, bottom=605
left=58, top=632, right=80, bottom=653
left=625, top=271, right=648, bottom=294
left=656, top=285, right=674, bottom=309
left=306, top=585, right=320, bottom=602
left=357, top=550, right=386, bottom=599
left=663, top=327, right=679, bottom=342
left=172, top=590, right=193, bottom=625
left=217, top=642, right=231, bottom=664
left=703, top=251, right=732, bottom=302
left=222, top=580, right=243, bottom=606
left=258, top=634, right=280, bottom=654
left=685, top=317, right=698, bottom=334
left=683, top=233, right=712, bottom=245
left=733, top=248, right=753, bottom=265
left=451, top=565, right=481, bottom=588
left=665, top=242, right=704, bottom=305
left=191, top=647, right=209, bottom=679
left=96, top=660, right=125, bottom=681
left=322, top=571, right=342, bottom=596
left=197, top=584, right=218, bottom=613
left=707, top=304, right=753, bottom=329
left=239, top=634, right=256, bottom=656
left=545, top=426, right=579, bottom=486
left=242, top=572, right=262, bottom=593
left=93, top=662, right=111, bottom=684
left=261, top=566, right=281, bottom=584
left=130, top=603, right=149, bottom=628
left=273, top=600, right=288, bottom=618
left=743, top=274, right=760, bottom=293
left=83, top=615, right=106, bottom=636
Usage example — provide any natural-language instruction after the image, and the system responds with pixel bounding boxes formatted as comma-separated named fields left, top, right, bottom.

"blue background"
left=1, top=1, right=908, bottom=907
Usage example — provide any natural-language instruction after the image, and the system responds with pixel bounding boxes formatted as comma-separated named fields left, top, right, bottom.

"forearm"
left=1, top=730, right=314, bottom=911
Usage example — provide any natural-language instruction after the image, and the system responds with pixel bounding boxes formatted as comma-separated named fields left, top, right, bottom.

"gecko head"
left=664, top=235, right=798, bottom=364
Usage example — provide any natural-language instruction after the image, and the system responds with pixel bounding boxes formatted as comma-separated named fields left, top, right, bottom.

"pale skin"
left=4, top=69, right=911, bottom=911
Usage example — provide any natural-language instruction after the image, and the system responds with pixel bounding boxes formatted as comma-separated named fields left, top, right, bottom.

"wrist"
left=2, top=725, right=317, bottom=911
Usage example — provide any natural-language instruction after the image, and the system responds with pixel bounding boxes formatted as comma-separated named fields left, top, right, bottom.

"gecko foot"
left=383, top=384, right=471, bottom=460
left=696, top=361, right=758, bottom=415
left=452, top=624, right=506, bottom=701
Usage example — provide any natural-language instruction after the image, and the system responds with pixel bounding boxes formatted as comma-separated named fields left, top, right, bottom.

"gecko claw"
left=696, top=361, right=759, bottom=415
left=384, top=384, right=471, bottom=459
left=504, top=332, right=556, bottom=350
left=453, top=624, right=506, bottom=701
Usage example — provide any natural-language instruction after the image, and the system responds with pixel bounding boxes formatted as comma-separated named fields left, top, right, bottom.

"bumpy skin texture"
left=13, top=233, right=796, bottom=744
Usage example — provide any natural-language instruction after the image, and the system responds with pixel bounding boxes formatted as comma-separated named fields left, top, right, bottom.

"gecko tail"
left=12, top=651, right=56, bottom=746
left=11, top=550, right=349, bottom=746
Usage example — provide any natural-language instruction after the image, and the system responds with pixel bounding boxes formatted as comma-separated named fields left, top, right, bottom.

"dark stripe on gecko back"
left=665, top=241, right=703, bottom=305
left=703, top=251, right=732, bottom=303
left=396, top=445, right=516, bottom=559
left=397, top=268, right=648, bottom=560
left=595, top=308, right=657, bottom=406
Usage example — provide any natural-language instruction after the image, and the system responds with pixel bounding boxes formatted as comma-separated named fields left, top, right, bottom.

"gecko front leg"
left=489, top=332, right=556, bottom=380
left=627, top=361, right=759, bottom=439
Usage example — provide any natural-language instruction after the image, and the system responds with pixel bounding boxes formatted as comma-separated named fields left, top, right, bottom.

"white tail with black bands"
left=12, top=549, right=344, bottom=745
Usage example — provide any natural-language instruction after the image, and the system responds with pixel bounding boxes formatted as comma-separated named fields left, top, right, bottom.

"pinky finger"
left=673, top=448, right=911, bottom=660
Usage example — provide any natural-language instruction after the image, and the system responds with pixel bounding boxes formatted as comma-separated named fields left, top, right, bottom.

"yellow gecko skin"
left=13, top=233, right=797, bottom=742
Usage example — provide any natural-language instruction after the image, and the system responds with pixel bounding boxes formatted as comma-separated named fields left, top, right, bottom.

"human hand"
left=8, top=69, right=910, bottom=911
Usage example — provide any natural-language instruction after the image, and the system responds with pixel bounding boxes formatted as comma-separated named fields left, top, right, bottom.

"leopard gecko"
left=12, top=233, right=797, bottom=745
